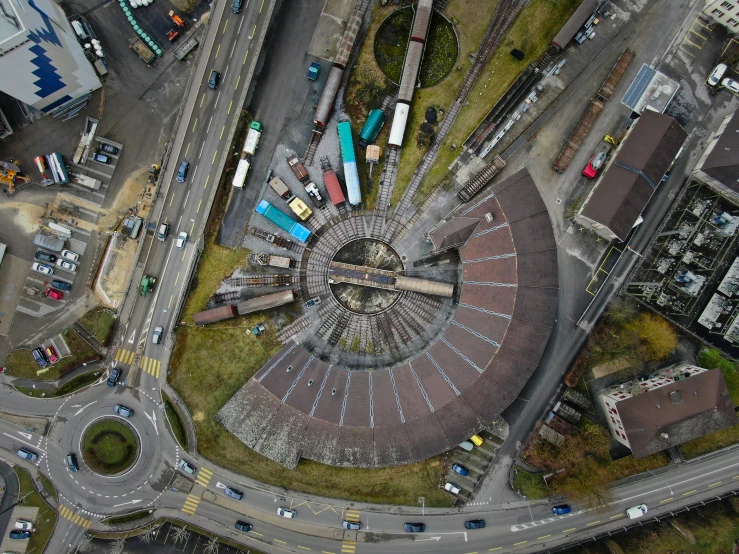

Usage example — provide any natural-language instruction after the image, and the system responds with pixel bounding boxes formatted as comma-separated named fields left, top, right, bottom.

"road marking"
left=251, top=531, right=263, bottom=536
left=537, top=535, right=551, bottom=539
left=220, top=125, right=225, bottom=140
left=298, top=548, right=311, bottom=551
left=197, top=199, right=202, bottom=213
left=175, top=272, right=180, bottom=286
left=235, top=75, right=241, bottom=90
left=170, top=194, right=175, bottom=207
left=113, top=499, right=142, bottom=508
left=341, top=539, right=355, bottom=552
left=115, top=348, right=135, bottom=364
left=260, top=0, right=264, bottom=11
left=659, top=497, right=673, bottom=504
left=212, top=150, right=218, bottom=164
left=207, top=116, right=213, bottom=133
left=683, top=490, right=697, bottom=496
left=230, top=42, right=236, bottom=59
left=182, top=249, right=187, bottom=261
left=228, top=100, right=233, bottom=114
left=733, top=475, right=739, bottom=480
left=513, top=541, right=527, bottom=546
left=168, top=295, right=173, bottom=309
left=3, top=433, right=45, bottom=451
left=562, top=528, right=576, bottom=533
left=251, top=24, right=256, bottom=38
left=74, top=401, right=97, bottom=416
left=274, top=539, right=287, bottom=544
left=204, top=174, right=210, bottom=189
left=243, top=49, right=249, bottom=65
left=709, top=481, right=723, bottom=487
left=195, top=467, right=213, bottom=487
left=190, top=221, right=195, bottom=235
left=200, top=93, right=205, bottom=107
left=59, top=505, right=92, bottom=528
left=144, top=410, right=159, bottom=435
left=610, top=514, right=624, bottom=519
left=489, top=549, right=502, bottom=552
left=215, top=43, right=221, bottom=59
left=192, top=118, right=197, bottom=132
left=127, top=328, right=136, bottom=343
left=182, top=494, right=200, bottom=515
left=344, top=509, right=360, bottom=522
left=586, top=521, right=600, bottom=526
left=223, top=19, right=228, bottom=33
left=164, top=216, right=168, bottom=224
left=185, top=143, right=190, bottom=156
left=141, top=356, right=161, bottom=379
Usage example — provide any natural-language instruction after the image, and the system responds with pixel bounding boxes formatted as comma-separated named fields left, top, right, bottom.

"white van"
left=157, top=223, right=169, bottom=241
left=708, top=63, right=728, bottom=87
left=625, top=504, right=647, bottom=519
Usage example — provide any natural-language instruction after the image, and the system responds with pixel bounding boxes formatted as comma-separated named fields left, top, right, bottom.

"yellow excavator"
left=0, top=159, right=30, bottom=194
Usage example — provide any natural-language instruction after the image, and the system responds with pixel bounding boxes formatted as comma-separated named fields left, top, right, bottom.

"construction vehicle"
left=130, top=37, right=155, bottom=64
left=251, top=322, right=266, bottom=336
left=148, top=164, right=160, bottom=184
left=140, top=275, right=157, bottom=297
left=168, top=10, right=186, bottom=28
left=582, top=135, right=618, bottom=179
left=0, top=159, right=30, bottom=194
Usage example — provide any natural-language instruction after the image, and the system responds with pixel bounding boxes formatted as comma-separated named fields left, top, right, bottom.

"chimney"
left=669, top=390, right=683, bottom=404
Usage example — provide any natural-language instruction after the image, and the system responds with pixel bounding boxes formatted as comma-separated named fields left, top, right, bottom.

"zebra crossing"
left=59, top=504, right=93, bottom=528
left=195, top=467, right=213, bottom=488
left=114, top=348, right=161, bottom=378
left=181, top=494, right=201, bottom=515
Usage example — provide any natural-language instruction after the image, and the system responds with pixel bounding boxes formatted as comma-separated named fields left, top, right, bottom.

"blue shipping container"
left=256, top=200, right=311, bottom=242
left=337, top=122, right=361, bottom=205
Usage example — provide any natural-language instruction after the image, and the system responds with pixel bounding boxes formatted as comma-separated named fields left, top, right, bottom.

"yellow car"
left=470, top=434, right=484, bottom=447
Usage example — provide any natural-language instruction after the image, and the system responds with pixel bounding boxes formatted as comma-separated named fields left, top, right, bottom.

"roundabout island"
left=81, top=418, right=139, bottom=476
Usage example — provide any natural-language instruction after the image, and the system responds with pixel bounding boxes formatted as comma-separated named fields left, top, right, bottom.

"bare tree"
left=74, top=534, right=94, bottom=553
left=204, top=536, right=219, bottom=554
left=171, top=525, right=191, bottom=545
left=139, top=524, right=159, bottom=544
left=108, top=538, right=126, bottom=554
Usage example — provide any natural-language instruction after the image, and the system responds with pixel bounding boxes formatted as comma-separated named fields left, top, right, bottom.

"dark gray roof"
left=618, top=369, right=737, bottom=458
left=429, top=217, right=481, bottom=251
left=699, top=110, right=739, bottom=191
left=552, top=0, right=600, bottom=48
left=580, top=111, right=687, bottom=241
left=216, top=168, right=559, bottom=468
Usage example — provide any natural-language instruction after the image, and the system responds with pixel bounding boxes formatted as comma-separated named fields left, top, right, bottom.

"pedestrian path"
left=181, top=494, right=201, bottom=515
left=344, top=509, right=360, bottom=522
left=342, top=539, right=357, bottom=553
left=195, top=467, right=213, bottom=488
left=58, top=504, right=93, bottom=528
left=114, top=348, right=160, bottom=378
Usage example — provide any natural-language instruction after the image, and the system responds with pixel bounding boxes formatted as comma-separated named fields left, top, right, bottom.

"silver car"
left=56, top=259, right=77, bottom=272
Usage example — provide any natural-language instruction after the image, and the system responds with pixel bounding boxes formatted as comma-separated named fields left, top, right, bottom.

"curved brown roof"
left=216, top=168, right=559, bottom=468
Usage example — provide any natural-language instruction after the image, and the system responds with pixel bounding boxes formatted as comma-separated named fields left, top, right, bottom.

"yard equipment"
left=140, top=275, right=157, bottom=297
left=168, top=10, right=186, bottom=28
left=148, top=164, right=160, bottom=184
left=251, top=323, right=266, bottom=336
left=0, top=159, right=30, bottom=194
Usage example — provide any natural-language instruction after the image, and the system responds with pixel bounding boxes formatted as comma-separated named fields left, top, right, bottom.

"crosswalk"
left=182, top=494, right=201, bottom=515
left=344, top=509, right=360, bottom=522
left=114, top=348, right=161, bottom=378
left=59, top=504, right=93, bottom=528
left=195, top=467, right=213, bottom=488
left=342, top=539, right=357, bottom=553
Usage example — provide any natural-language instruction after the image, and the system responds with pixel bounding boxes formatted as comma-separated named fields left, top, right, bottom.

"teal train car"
left=358, top=109, right=386, bottom=148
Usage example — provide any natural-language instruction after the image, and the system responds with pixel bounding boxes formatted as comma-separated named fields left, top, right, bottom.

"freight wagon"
left=287, top=156, right=310, bottom=183
left=193, top=304, right=237, bottom=326
left=255, top=200, right=311, bottom=243
left=337, top=122, right=361, bottom=205
left=358, top=109, right=386, bottom=148
left=320, top=156, right=346, bottom=206
left=236, top=290, right=296, bottom=315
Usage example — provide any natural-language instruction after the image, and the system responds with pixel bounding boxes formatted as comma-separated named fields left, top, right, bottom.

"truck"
left=140, top=275, right=156, bottom=297
left=307, top=61, right=321, bottom=81
left=269, top=176, right=291, bottom=199
left=243, top=121, right=263, bottom=156
left=34, top=233, right=64, bottom=252
left=582, top=135, right=617, bottom=178
left=173, top=36, right=198, bottom=61
left=232, top=159, right=250, bottom=188
left=287, top=156, right=309, bottom=183
left=130, top=37, right=155, bottom=64
left=255, top=200, right=311, bottom=243
left=193, top=304, right=237, bottom=326
left=288, top=197, right=312, bottom=221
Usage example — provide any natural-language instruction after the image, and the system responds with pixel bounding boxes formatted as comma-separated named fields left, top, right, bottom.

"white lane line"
left=206, top=116, right=213, bottom=133
left=230, top=42, right=236, bottom=58
left=238, top=16, right=244, bottom=33
left=3, top=433, right=46, bottom=451
left=199, top=142, right=205, bottom=158
left=183, top=189, right=191, bottom=209
left=74, top=401, right=97, bottom=416
left=224, top=64, right=229, bottom=79
left=214, top=91, right=221, bottom=109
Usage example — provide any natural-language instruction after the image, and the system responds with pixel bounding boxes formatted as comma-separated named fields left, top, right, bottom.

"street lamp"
left=418, top=496, right=425, bottom=516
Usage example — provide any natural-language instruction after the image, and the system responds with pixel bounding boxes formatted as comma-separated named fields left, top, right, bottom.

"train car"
left=232, top=159, right=250, bottom=188
left=194, top=304, right=237, bottom=326
left=358, top=109, right=386, bottom=148
left=269, top=176, right=291, bottom=198
left=288, top=197, right=313, bottom=220
left=255, top=200, right=311, bottom=243
left=322, top=168, right=346, bottom=206
left=287, top=156, right=310, bottom=183
left=236, top=290, right=296, bottom=315
left=337, top=122, right=361, bottom=205
left=314, top=65, right=344, bottom=128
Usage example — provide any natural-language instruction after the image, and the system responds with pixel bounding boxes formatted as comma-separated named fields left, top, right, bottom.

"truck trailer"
left=243, top=121, right=263, bottom=156
left=130, top=37, right=155, bottom=64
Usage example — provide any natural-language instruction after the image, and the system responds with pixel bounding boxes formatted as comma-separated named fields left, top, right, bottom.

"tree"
left=605, top=298, right=638, bottom=326
left=204, top=536, right=220, bottom=554
left=139, top=524, right=159, bottom=543
left=626, top=313, right=678, bottom=361
left=108, top=538, right=126, bottom=554
left=75, top=534, right=93, bottom=553
left=554, top=460, right=612, bottom=508
left=171, top=525, right=191, bottom=545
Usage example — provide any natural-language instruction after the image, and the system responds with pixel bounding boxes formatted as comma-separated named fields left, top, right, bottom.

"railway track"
left=384, top=0, right=529, bottom=243
left=304, top=129, right=322, bottom=166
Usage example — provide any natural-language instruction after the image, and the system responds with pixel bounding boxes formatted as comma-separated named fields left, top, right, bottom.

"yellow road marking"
left=252, top=24, right=257, bottom=36
left=243, top=49, right=249, bottom=64
left=175, top=272, right=180, bottom=286
left=684, top=37, right=703, bottom=49
left=513, top=541, right=527, bottom=546
left=251, top=531, right=263, bottom=536
left=223, top=20, right=228, bottom=33
left=182, top=249, right=186, bottom=261
left=610, top=514, right=624, bottom=519
left=170, top=194, right=175, bottom=207
left=212, top=150, right=218, bottom=164
left=659, top=498, right=673, bottom=504
left=228, top=100, right=233, bottom=114
left=563, top=528, right=576, bottom=533
left=192, top=118, right=198, bottom=132
left=689, top=26, right=707, bottom=40
left=220, top=126, right=225, bottom=139
left=215, top=44, right=221, bottom=58
left=275, top=539, right=287, bottom=544
left=683, top=490, right=697, bottom=496
left=235, top=75, right=241, bottom=90
left=489, top=549, right=502, bottom=552
left=185, top=143, right=190, bottom=156
left=204, top=174, right=210, bottom=189
left=586, top=521, right=600, bottom=526
left=709, top=481, right=722, bottom=487
left=197, top=199, right=202, bottom=213
left=169, top=295, right=173, bottom=308
left=164, top=216, right=168, bottom=224
left=322, top=552, right=336, bottom=554
left=190, top=221, right=195, bottom=235
left=537, top=535, right=551, bottom=539
left=260, top=0, right=264, bottom=12
left=298, top=548, right=311, bottom=551
left=200, top=93, right=205, bottom=107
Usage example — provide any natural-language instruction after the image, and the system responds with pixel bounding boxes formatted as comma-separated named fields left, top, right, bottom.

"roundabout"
left=81, top=417, right=138, bottom=476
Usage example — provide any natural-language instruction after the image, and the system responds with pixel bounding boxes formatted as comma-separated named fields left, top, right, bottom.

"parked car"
left=464, top=519, right=485, bottom=529
left=107, top=367, right=121, bottom=387
left=626, top=504, right=648, bottom=519
left=56, top=259, right=77, bottom=272
left=444, top=482, right=461, bottom=495
left=176, top=161, right=190, bottom=183
left=458, top=441, right=474, bottom=451
left=403, top=523, right=425, bottom=533
left=723, top=78, right=739, bottom=94
left=32, top=262, right=53, bottom=275
left=342, top=520, right=360, bottom=530
left=307, top=61, right=321, bottom=81
left=708, top=63, right=728, bottom=86
left=9, top=530, right=31, bottom=540
left=176, top=231, right=188, bottom=248
left=208, top=70, right=220, bottom=90
left=17, top=448, right=37, bottom=461
left=32, top=348, right=48, bottom=368
left=178, top=459, right=195, bottom=474
left=51, top=279, right=71, bottom=292
left=92, top=153, right=110, bottom=164
left=552, top=504, right=571, bottom=515
left=224, top=487, right=243, bottom=500
left=451, top=463, right=469, bottom=476
left=231, top=0, right=243, bottom=13
left=45, top=288, right=63, bottom=301
left=469, top=434, right=484, bottom=447
left=235, top=521, right=252, bottom=532
left=34, top=251, right=57, bottom=263
left=66, top=453, right=79, bottom=472
left=276, top=507, right=296, bottom=518
left=99, top=143, right=119, bottom=155
left=61, top=249, right=80, bottom=262
left=45, top=346, right=58, bottom=363
left=113, top=404, right=133, bottom=417
left=152, top=326, right=163, bottom=344
left=14, top=520, right=33, bottom=530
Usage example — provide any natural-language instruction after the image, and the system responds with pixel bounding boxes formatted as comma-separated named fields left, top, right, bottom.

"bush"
left=626, top=313, right=678, bottom=361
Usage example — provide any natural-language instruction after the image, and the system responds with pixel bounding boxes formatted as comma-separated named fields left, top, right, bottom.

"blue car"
left=452, top=463, right=469, bottom=476
left=176, top=161, right=190, bottom=183
left=552, top=504, right=571, bottom=515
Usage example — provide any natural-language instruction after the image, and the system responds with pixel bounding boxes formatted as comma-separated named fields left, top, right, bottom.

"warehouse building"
left=693, top=110, right=739, bottom=204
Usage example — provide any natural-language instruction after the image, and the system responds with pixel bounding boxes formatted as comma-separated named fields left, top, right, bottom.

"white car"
left=626, top=504, right=647, bottom=519
left=723, top=78, right=739, bottom=94
left=178, top=459, right=195, bottom=474
left=176, top=231, right=188, bottom=249
left=277, top=507, right=296, bottom=518
left=56, top=259, right=77, bottom=272
left=152, top=326, right=163, bottom=344
left=444, top=482, right=461, bottom=495
left=708, top=63, right=728, bottom=86
left=32, top=262, right=53, bottom=275
left=61, top=249, right=80, bottom=262
left=14, top=520, right=33, bottom=530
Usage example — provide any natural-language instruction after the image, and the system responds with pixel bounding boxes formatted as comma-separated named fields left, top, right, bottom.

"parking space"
left=0, top=506, right=38, bottom=553
left=66, top=137, right=124, bottom=208
left=443, top=430, right=504, bottom=502
left=678, top=16, right=711, bottom=58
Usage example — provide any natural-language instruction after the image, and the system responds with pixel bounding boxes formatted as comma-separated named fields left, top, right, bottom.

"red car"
left=45, top=346, right=58, bottom=364
left=45, top=288, right=63, bottom=301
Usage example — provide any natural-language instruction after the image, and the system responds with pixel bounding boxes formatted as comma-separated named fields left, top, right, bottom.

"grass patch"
left=697, top=347, right=739, bottom=406
left=162, top=390, right=188, bottom=450
left=102, top=510, right=152, bottom=525
left=15, top=371, right=100, bottom=398
left=38, top=472, right=57, bottom=502
left=82, top=419, right=138, bottom=475
left=13, top=467, right=57, bottom=553
left=681, top=424, right=739, bottom=459
left=77, top=307, right=117, bottom=346
left=511, top=465, right=548, bottom=499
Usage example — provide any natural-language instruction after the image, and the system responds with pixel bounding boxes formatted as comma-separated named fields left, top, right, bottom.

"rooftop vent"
left=669, top=390, right=683, bottom=404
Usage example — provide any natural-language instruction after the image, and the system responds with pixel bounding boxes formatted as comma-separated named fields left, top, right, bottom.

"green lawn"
left=38, top=472, right=57, bottom=502
left=15, top=371, right=100, bottom=398
left=102, top=510, right=151, bottom=525
left=511, top=465, right=548, bottom=499
left=82, top=419, right=138, bottom=474
left=162, top=390, right=189, bottom=450
left=13, top=468, right=57, bottom=553
left=78, top=307, right=117, bottom=346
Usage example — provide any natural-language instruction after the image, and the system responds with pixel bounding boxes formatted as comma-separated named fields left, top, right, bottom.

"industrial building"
left=703, top=0, right=739, bottom=33
left=601, top=363, right=736, bottom=458
left=693, top=110, right=739, bottom=204
left=576, top=110, right=687, bottom=241
left=0, top=0, right=101, bottom=113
